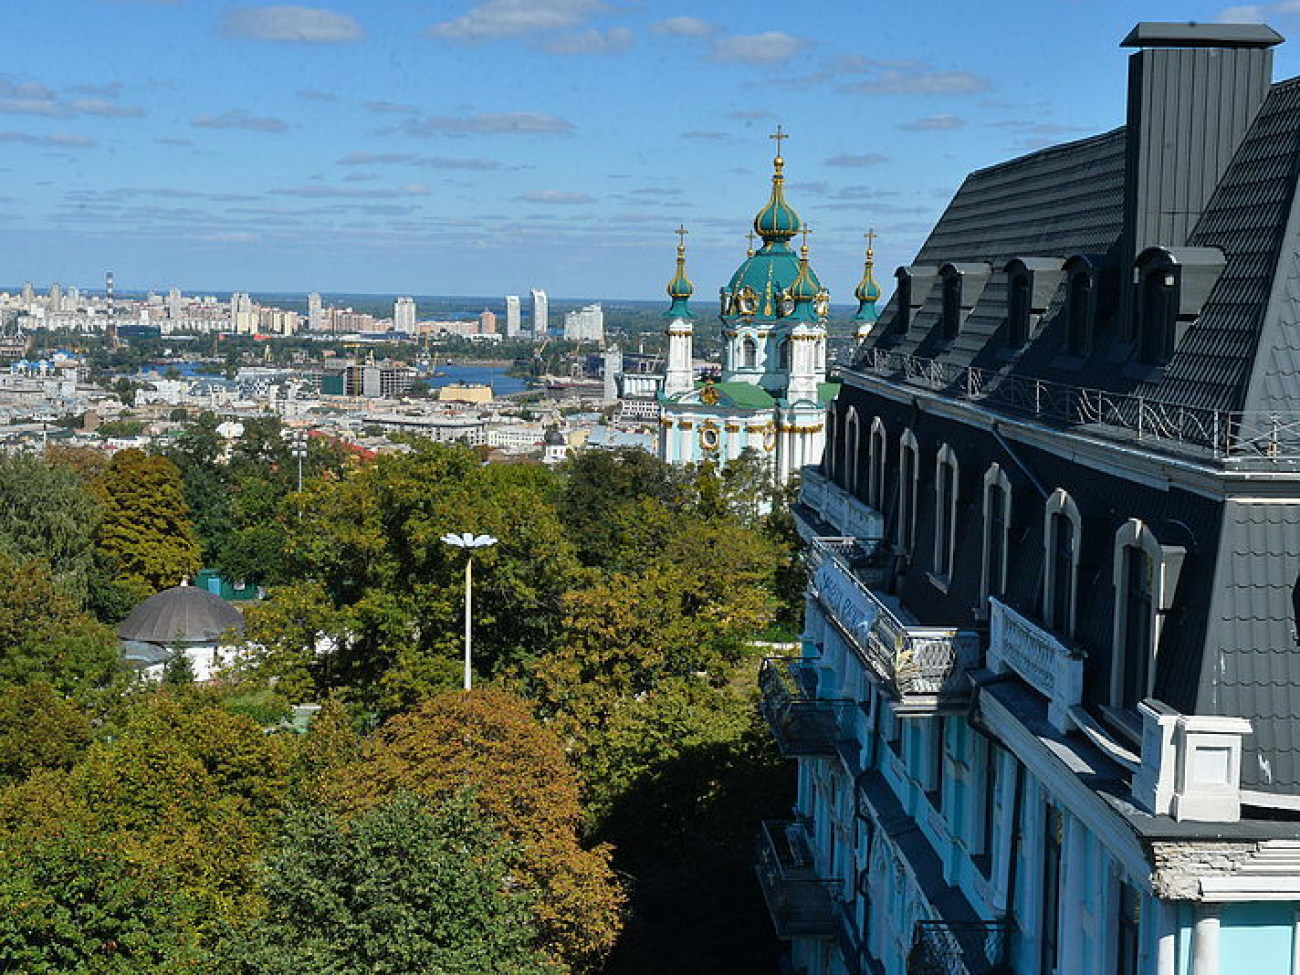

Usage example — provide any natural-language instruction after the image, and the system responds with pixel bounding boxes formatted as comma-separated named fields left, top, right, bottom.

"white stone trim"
left=981, top=463, right=1013, bottom=605
left=1043, top=488, right=1082, bottom=637
left=868, top=415, right=887, bottom=510
left=898, top=427, right=920, bottom=555
left=933, top=443, right=960, bottom=580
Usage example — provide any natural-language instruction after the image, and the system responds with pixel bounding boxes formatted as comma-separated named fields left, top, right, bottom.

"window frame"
left=1111, top=519, right=1166, bottom=713
left=741, top=335, right=757, bottom=369
left=868, top=416, right=887, bottom=510
left=1138, top=265, right=1179, bottom=366
left=844, top=406, right=860, bottom=496
left=940, top=270, right=962, bottom=341
left=897, top=428, right=920, bottom=556
left=982, top=463, right=1013, bottom=606
left=1043, top=488, right=1082, bottom=638
left=1007, top=269, right=1032, bottom=348
left=1065, top=268, right=1094, bottom=356
left=933, top=444, right=960, bottom=581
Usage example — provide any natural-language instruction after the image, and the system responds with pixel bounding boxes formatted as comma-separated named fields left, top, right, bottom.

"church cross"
left=675, top=224, right=689, bottom=249
left=746, top=230, right=756, bottom=254
left=769, top=124, right=788, bottom=156
left=865, top=228, right=877, bottom=252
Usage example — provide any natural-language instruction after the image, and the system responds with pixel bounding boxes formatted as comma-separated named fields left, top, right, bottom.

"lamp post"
left=440, top=531, right=498, bottom=691
left=291, top=431, right=307, bottom=492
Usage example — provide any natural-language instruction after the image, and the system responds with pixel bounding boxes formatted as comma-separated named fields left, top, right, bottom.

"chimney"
left=1121, top=22, right=1281, bottom=266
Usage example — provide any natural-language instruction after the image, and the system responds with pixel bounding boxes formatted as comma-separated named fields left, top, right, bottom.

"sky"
left=3, top=0, right=1300, bottom=304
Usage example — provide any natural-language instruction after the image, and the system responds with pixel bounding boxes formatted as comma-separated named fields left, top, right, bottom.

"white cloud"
left=1219, top=0, right=1300, bottom=18
left=0, top=78, right=146, bottom=118
left=843, top=61, right=990, bottom=95
left=517, top=189, right=594, bottom=204
left=0, top=131, right=97, bottom=148
left=429, top=0, right=606, bottom=41
left=219, top=6, right=363, bottom=44
left=400, top=112, right=575, bottom=136
left=272, top=184, right=431, bottom=199
left=192, top=109, right=289, bottom=133
left=652, top=16, right=714, bottom=37
left=824, top=152, right=889, bottom=166
left=337, top=151, right=501, bottom=170
left=542, top=26, right=633, bottom=54
left=899, top=114, right=965, bottom=131
left=711, top=31, right=808, bottom=64
left=363, top=101, right=420, bottom=115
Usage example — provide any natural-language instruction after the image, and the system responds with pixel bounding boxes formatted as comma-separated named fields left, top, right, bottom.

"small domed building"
left=117, top=582, right=246, bottom=682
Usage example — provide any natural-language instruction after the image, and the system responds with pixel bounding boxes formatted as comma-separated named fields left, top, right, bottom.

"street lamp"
left=291, top=431, right=307, bottom=492
left=440, top=531, right=498, bottom=691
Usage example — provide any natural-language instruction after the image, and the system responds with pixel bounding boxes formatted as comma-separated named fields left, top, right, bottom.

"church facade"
left=657, top=136, right=876, bottom=485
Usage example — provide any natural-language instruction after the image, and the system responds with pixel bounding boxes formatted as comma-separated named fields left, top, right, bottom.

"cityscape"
left=6, top=3, right=1300, bottom=975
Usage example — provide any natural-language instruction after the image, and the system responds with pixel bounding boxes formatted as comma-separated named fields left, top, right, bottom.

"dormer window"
left=938, top=263, right=991, bottom=341
left=1133, top=246, right=1226, bottom=367
left=1003, top=258, right=1064, bottom=350
left=894, top=266, right=936, bottom=335
left=1066, top=268, right=1094, bottom=356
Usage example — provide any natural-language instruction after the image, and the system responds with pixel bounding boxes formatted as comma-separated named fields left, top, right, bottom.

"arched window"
left=778, top=338, right=790, bottom=370
left=868, top=417, right=887, bottom=510
left=844, top=407, right=860, bottom=495
left=1007, top=271, right=1031, bottom=349
left=1139, top=267, right=1178, bottom=366
left=1065, top=270, right=1093, bottom=356
left=895, top=269, right=913, bottom=334
left=1043, top=489, right=1082, bottom=637
left=941, top=273, right=962, bottom=341
left=824, top=405, right=837, bottom=481
left=982, top=464, right=1012, bottom=604
left=897, top=429, right=919, bottom=555
left=741, top=336, right=757, bottom=369
left=1112, top=520, right=1163, bottom=713
left=934, top=445, right=960, bottom=579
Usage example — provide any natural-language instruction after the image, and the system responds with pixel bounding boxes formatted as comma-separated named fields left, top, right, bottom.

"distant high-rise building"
left=48, top=282, right=62, bottom=311
left=67, top=286, right=80, bottom=309
left=505, top=295, right=521, bottom=337
left=308, top=292, right=323, bottom=332
left=479, top=309, right=497, bottom=334
left=530, top=289, right=548, bottom=337
left=20, top=282, right=33, bottom=304
left=563, top=303, right=604, bottom=342
left=394, top=296, right=416, bottom=333
left=167, top=287, right=183, bottom=320
left=230, top=292, right=257, bottom=334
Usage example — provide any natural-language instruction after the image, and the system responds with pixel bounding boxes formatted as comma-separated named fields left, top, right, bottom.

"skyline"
left=4, top=1, right=1300, bottom=302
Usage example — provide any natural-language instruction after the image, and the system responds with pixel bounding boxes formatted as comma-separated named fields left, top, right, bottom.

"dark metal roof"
left=1121, top=22, right=1283, bottom=49
left=116, top=584, right=245, bottom=645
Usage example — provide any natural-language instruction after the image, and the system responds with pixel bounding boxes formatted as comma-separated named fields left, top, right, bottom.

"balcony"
left=986, top=598, right=1084, bottom=734
left=759, top=657, right=856, bottom=758
left=797, top=467, right=885, bottom=542
left=906, top=920, right=1011, bottom=975
left=756, top=819, right=841, bottom=940
left=808, top=537, right=980, bottom=712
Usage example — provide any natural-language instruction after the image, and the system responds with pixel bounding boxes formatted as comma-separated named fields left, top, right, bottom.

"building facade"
left=531, top=288, right=548, bottom=337
left=394, top=296, right=416, bottom=333
left=657, top=141, right=848, bottom=485
left=564, top=303, right=604, bottom=342
left=760, top=23, right=1300, bottom=975
left=505, top=294, right=521, bottom=337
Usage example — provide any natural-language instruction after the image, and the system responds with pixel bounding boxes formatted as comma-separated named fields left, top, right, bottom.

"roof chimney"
left=1121, top=22, right=1281, bottom=266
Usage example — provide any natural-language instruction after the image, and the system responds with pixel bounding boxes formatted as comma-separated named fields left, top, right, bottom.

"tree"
left=319, top=688, right=623, bottom=973
left=223, top=792, right=556, bottom=975
left=0, top=452, right=102, bottom=595
left=0, top=682, right=91, bottom=785
left=93, top=448, right=201, bottom=595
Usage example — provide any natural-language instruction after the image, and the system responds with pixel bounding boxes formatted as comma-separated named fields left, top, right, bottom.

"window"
left=1007, top=270, right=1031, bottom=348
left=1065, top=269, right=1093, bottom=356
left=777, top=338, right=790, bottom=370
left=941, top=271, right=962, bottom=341
left=895, top=270, right=913, bottom=334
left=868, top=417, right=887, bottom=510
left=844, top=407, right=860, bottom=495
left=1041, top=806, right=1063, bottom=974
left=1043, top=489, right=1081, bottom=637
left=897, top=429, right=919, bottom=555
left=982, top=464, right=1012, bottom=604
left=1112, top=519, right=1172, bottom=714
left=824, top=405, right=837, bottom=481
left=979, top=739, right=1001, bottom=876
left=929, top=717, right=946, bottom=812
left=1117, top=882, right=1141, bottom=975
left=1139, top=267, right=1178, bottom=365
left=934, top=444, right=959, bottom=579
left=741, top=336, right=757, bottom=369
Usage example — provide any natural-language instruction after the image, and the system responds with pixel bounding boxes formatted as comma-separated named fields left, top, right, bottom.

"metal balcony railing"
left=906, top=920, right=1011, bottom=975
left=756, top=819, right=841, bottom=940
left=807, top=537, right=980, bottom=708
left=847, top=348, right=1300, bottom=466
left=759, top=657, right=856, bottom=758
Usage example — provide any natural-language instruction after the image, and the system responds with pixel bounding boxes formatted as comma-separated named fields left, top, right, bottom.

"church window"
left=982, top=464, right=1012, bottom=604
left=741, top=336, right=757, bottom=369
left=898, top=430, right=919, bottom=555
left=1043, top=490, right=1081, bottom=637
left=934, top=445, right=959, bottom=580
left=778, top=338, right=790, bottom=370
left=868, top=417, right=886, bottom=510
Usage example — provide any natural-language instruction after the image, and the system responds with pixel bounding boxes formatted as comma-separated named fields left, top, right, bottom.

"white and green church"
left=657, top=136, right=879, bottom=485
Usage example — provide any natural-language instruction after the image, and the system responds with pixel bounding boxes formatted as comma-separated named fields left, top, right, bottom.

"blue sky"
left=3, top=0, right=1300, bottom=303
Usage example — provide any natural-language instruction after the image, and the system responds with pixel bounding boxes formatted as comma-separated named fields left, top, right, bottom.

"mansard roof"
left=860, top=75, right=1300, bottom=420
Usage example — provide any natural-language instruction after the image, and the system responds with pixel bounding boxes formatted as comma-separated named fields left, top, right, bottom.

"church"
left=656, top=131, right=879, bottom=485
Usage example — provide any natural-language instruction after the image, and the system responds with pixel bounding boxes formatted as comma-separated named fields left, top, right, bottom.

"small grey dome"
left=116, top=584, right=245, bottom=645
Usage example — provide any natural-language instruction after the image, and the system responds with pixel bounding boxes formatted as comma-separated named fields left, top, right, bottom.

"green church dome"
left=853, top=230, right=882, bottom=324
left=664, top=226, right=695, bottom=319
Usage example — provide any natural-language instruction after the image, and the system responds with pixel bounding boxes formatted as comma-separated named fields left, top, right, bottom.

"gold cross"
left=745, top=230, right=756, bottom=254
left=801, top=225, right=813, bottom=249
left=675, top=224, right=688, bottom=249
left=769, top=124, right=788, bottom=156
left=865, top=227, right=877, bottom=252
